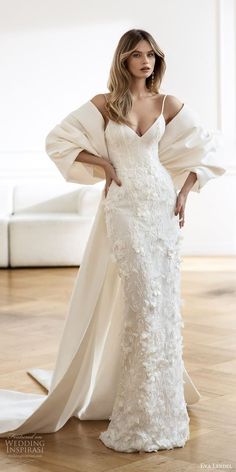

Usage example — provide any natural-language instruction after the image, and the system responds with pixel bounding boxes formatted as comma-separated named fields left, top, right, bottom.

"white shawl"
left=45, top=99, right=226, bottom=192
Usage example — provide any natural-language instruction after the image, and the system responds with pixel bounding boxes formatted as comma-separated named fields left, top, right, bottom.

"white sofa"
left=1, top=180, right=105, bottom=267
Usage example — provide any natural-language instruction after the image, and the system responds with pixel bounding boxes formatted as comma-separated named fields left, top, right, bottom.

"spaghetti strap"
left=161, top=94, right=167, bottom=114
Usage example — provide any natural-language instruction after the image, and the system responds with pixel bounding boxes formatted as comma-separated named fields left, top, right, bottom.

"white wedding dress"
left=99, top=94, right=189, bottom=451
left=0, top=95, right=202, bottom=453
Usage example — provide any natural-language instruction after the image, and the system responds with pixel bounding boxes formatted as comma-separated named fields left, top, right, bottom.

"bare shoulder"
left=165, top=94, right=184, bottom=124
left=90, top=93, right=111, bottom=122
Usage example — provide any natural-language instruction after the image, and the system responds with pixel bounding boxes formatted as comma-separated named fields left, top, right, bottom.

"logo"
left=5, top=433, right=45, bottom=457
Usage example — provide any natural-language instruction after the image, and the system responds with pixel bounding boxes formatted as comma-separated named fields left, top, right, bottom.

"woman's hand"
left=174, top=190, right=187, bottom=228
left=174, top=172, right=197, bottom=227
left=104, top=162, right=122, bottom=198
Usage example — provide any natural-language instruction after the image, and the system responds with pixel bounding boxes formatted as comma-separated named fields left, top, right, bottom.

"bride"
left=0, top=28, right=225, bottom=453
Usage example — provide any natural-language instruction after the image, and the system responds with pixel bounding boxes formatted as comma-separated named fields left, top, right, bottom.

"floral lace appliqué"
left=99, top=118, right=190, bottom=453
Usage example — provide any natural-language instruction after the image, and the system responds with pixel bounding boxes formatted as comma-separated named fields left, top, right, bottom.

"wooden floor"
left=0, top=257, right=235, bottom=471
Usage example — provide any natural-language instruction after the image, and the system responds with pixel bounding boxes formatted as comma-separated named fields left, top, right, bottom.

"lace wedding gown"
left=99, top=94, right=189, bottom=452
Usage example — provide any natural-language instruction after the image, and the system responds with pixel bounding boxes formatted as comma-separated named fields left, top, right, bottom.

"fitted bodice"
left=104, top=113, right=166, bottom=174
left=103, top=112, right=177, bottom=208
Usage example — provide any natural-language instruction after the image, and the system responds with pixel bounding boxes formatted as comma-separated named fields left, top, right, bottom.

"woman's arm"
left=165, top=96, right=199, bottom=227
left=75, top=149, right=108, bottom=172
left=76, top=149, right=122, bottom=198
left=179, top=171, right=198, bottom=196
left=75, top=94, right=122, bottom=197
left=174, top=172, right=198, bottom=228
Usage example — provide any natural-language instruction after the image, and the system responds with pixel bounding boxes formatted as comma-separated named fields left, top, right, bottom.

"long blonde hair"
left=105, top=29, right=166, bottom=126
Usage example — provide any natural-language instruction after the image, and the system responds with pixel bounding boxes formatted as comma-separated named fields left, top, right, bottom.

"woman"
left=0, top=29, right=225, bottom=453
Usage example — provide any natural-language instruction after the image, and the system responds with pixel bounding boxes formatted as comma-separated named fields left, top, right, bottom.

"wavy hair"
left=105, top=29, right=166, bottom=126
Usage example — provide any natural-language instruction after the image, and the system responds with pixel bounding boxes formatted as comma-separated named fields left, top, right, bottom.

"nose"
left=142, top=56, right=150, bottom=65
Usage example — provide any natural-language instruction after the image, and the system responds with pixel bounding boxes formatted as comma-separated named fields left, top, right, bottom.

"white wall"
left=0, top=0, right=235, bottom=254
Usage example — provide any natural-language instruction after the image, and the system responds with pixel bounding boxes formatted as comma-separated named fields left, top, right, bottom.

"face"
left=125, top=39, right=156, bottom=79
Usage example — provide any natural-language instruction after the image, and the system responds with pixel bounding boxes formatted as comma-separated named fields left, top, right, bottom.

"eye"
left=131, top=51, right=155, bottom=58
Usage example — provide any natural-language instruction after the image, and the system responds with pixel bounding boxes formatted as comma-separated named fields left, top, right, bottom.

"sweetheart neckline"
left=105, top=113, right=165, bottom=139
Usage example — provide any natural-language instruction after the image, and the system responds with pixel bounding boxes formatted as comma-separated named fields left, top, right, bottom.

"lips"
left=141, top=68, right=151, bottom=71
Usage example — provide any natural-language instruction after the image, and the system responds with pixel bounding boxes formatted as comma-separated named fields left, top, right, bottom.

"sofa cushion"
left=13, top=182, right=83, bottom=214
left=9, top=214, right=94, bottom=267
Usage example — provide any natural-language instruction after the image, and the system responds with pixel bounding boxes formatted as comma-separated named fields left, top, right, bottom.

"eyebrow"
left=133, top=49, right=154, bottom=53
